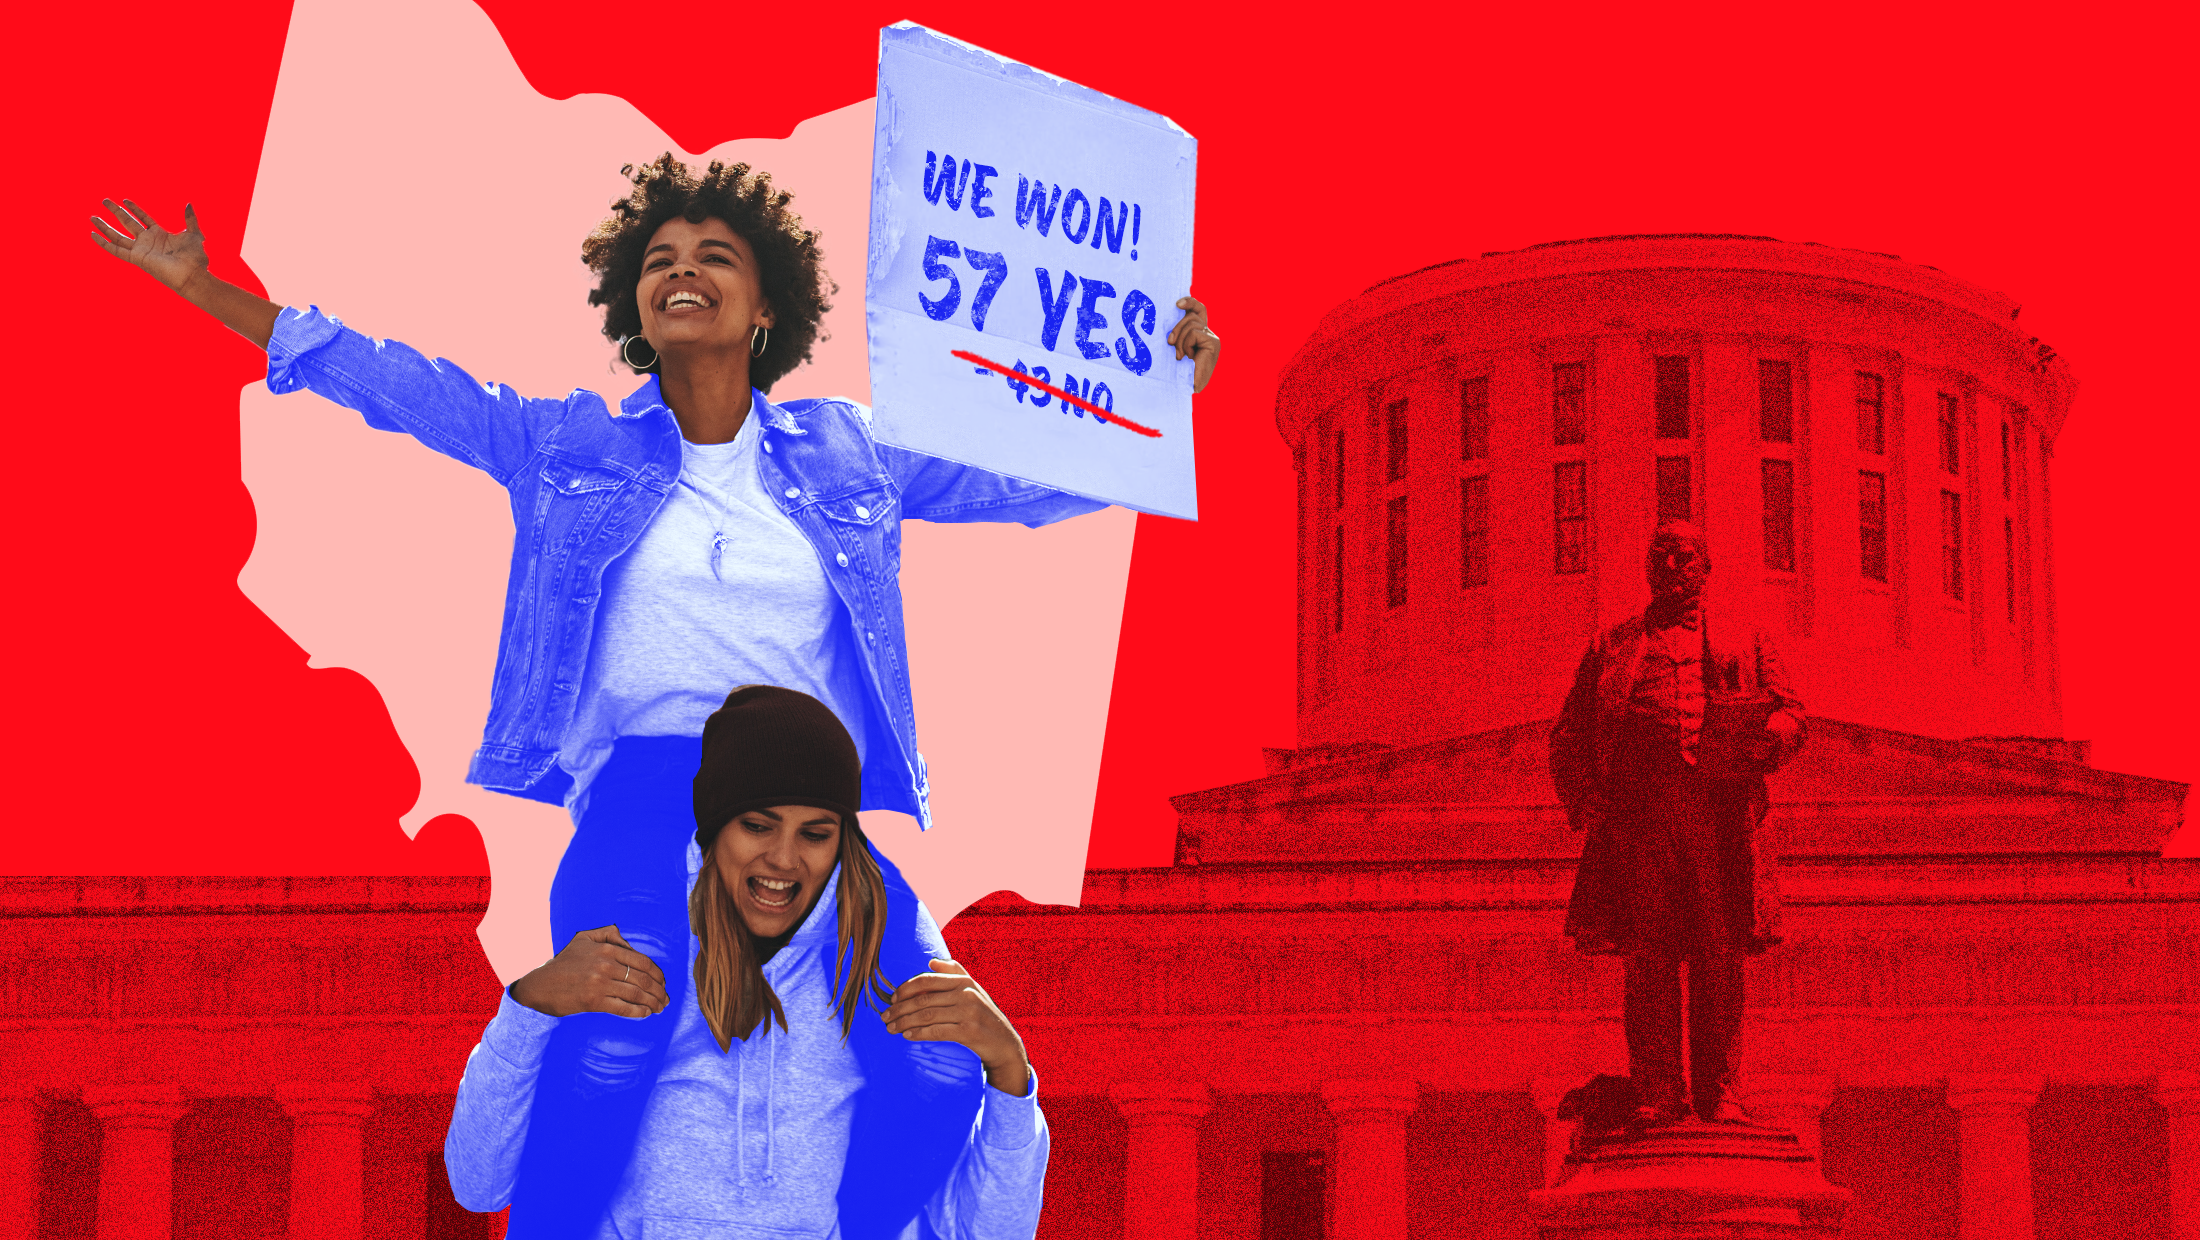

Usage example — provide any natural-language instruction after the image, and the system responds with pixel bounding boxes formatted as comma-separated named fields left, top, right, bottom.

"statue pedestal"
left=1528, top=1121, right=1851, bottom=1238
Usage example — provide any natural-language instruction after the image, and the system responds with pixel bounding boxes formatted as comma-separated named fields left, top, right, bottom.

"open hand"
left=884, top=959, right=1031, bottom=1097
left=91, top=199, right=212, bottom=295
left=508, top=925, right=670, bottom=1020
left=1168, top=296, right=1222, bottom=394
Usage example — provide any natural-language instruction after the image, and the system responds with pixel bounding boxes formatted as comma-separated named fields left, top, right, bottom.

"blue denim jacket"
left=265, top=306, right=1106, bottom=826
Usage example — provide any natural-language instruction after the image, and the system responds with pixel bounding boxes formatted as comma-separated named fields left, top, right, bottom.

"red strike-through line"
left=952, top=349, right=1163, bottom=438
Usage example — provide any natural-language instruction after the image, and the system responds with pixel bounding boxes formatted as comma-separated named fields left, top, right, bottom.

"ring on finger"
left=624, top=964, right=631, bottom=983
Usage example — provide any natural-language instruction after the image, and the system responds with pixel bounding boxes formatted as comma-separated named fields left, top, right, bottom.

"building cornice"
left=1276, top=234, right=2079, bottom=447
left=0, top=875, right=491, bottom=918
left=954, top=854, right=2200, bottom=919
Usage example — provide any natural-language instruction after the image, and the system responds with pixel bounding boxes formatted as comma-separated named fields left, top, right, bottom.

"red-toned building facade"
left=8, top=238, right=2194, bottom=1240
left=8, top=877, right=500, bottom=1240
left=948, top=238, right=2196, bottom=1240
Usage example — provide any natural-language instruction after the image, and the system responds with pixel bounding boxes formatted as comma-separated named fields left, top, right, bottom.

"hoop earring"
left=750, top=325, right=770, bottom=358
left=621, top=335, right=657, bottom=371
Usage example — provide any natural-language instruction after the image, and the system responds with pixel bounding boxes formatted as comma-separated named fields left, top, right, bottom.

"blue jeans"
left=509, top=735, right=700, bottom=1238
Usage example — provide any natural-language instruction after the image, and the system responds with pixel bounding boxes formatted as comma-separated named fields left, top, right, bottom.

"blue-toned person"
left=449, top=684, right=1045, bottom=1238
left=91, top=158, right=1219, bottom=1238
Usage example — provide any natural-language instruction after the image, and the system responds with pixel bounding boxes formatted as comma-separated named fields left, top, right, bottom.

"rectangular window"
left=1552, top=362, right=1586, bottom=446
left=1331, top=526, right=1345, bottom=632
left=1260, top=1152, right=1325, bottom=1240
left=1655, top=355, right=1691, bottom=440
left=1656, top=455, right=1692, bottom=524
left=1941, top=490, right=1965, bottom=599
left=1460, top=375, right=1490, bottom=461
left=1859, top=471, right=1888, bottom=582
left=1332, top=426, right=1346, bottom=511
left=2000, top=422, right=2012, bottom=500
left=1459, top=475, right=1490, bottom=588
left=1385, top=398, right=1410, bottom=483
left=2003, top=516, right=2017, bottom=623
left=1938, top=392, right=1962, bottom=475
left=1762, top=459, right=1795, bottom=572
left=1759, top=359, right=1794, bottom=443
left=1856, top=372, right=1885, bottom=455
left=1554, top=462, right=1587, bottom=574
left=1385, top=495, right=1409, bottom=608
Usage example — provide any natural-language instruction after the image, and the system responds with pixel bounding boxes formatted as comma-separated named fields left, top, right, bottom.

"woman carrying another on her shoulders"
left=91, top=159, right=1218, bottom=1235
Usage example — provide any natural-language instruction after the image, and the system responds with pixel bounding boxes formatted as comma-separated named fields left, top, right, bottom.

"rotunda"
left=1275, top=234, right=2078, bottom=752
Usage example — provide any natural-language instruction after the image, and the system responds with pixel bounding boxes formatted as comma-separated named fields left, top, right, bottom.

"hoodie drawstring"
left=734, top=1031, right=751, bottom=1200
left=763, top=1029, right=780, bottom=1189
left=732, top=992, right=783, bottom=1200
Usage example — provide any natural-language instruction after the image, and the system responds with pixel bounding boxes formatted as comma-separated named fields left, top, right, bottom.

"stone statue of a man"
left=1549, top=522, right=1806, bottom=1127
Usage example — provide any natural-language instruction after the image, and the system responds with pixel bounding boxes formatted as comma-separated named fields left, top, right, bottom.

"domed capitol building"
left=949, top=235, right=2198, bottom=1240
left=1280, top=233, right=2072, bottom=750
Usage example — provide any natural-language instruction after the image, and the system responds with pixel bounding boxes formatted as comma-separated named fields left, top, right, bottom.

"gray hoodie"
left=446, top=841, right=1050, bottom=1239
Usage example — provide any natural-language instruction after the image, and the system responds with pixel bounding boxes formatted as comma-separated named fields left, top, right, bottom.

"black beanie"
left=693, top=685, right=862, bottom=849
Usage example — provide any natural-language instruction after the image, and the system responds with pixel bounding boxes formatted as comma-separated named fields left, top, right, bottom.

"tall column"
left=82, top=1085, right=191, bottom=1240
left=2159, top=1071, right=2200, bottom=1240
left=277, top=1084, right=377, bottom=1240
left=1945, top=1073, right=2044, bottom=1240
left=0, top=1089, right=45, bottom=1240
left=1110, top=1081, right=1211, bottom=1240
left=1528, top=1076, right=1578, bottom=1188
left=1741, top=1073, right=1837, bottom=1163
left=1321, top=1080, right=1418, bottom=1240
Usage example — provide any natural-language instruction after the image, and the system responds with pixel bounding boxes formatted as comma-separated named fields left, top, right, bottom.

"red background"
left=8, top=1, right=2192, bottom=875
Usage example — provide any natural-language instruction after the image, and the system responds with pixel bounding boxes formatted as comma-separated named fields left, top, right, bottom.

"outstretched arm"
left=877, top=440, right=1111, bottom=528
left=91, top=199, right=279, bottom=349
left=92, top=196, right=570, bottom=484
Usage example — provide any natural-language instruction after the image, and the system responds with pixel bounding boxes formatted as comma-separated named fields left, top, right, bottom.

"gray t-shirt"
left=559, top=410, right=868, bottom=815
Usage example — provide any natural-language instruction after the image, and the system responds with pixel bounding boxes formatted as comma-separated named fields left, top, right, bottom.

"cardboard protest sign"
left=867, top=22, right=1199, bottom=520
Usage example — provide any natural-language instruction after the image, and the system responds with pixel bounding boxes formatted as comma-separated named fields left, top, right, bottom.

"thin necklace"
left=682, top=449, right=742, bottom=584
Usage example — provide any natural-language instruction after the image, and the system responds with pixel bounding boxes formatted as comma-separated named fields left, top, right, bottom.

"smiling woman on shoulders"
left=450, top=686, right=1043, bottom=1239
